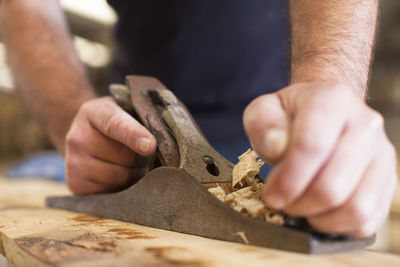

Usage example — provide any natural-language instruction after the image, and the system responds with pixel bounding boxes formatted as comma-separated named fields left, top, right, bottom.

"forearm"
left=289, top=0, right=378, bottom=99
left=0, top=0, right=96, bottom=154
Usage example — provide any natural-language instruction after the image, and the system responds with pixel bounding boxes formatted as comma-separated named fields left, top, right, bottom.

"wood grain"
left=0, top=178, right=400, bottom=267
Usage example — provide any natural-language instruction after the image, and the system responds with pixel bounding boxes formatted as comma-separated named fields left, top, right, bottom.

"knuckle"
left=116, top=121, right=134, bottom=145
left=101, top=112, right=117, bottom=136
left=114, top=119, right=130, bottom=134
left=348, top=199, right=373, bottom=226
left=116, top=167, right=132, bottom=186
left=118, top=165, right=129, bottom=178
left=65, top=127, right=86, bottom=151
left=66, top=162, right=95, bottom=194
left=65, top=130, right=79, bottom=147
left=365, top=110, right=384, bottom=132
left=123, top=150, right=137, bottom=165
left=65, top=131, right=74, bottom=146
left=354, top=223, right=376, bottom=238
left=102, top=113, right=132, bottom=142
left=79, top=100, right=94, bottom=114
left=294, top=132, right=329, bottom=155
left=311, top=183, right=347, bottom=208
left=270, top=178, right=298, bottom=203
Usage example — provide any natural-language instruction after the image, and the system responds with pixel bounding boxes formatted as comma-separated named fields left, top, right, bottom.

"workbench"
left=1, top=178, right=400, bottom=267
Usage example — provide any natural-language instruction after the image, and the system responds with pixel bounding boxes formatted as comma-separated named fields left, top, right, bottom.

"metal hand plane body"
left=46, top=75, right=374, bottom=254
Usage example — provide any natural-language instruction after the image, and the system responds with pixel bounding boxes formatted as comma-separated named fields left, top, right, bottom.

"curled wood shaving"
left=208, top=149, right=285, bottom=225
left=232, top=149, right=264, bottom=189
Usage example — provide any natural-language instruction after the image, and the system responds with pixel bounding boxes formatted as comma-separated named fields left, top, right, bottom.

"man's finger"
left=66, top=155, right=147, bottom=194
left=69, top=123, right=148, bottom=168
left=89, top=132, right=149, bottom=168
left=307, top=144, right=397, bottom=237
left=83, top=97, right=156, bottom=157
left=67, top=175, right=107, bottom=195
left=283, top=110, right=381, bottom=216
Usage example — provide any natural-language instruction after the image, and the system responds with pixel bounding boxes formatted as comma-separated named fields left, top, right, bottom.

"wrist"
left=290, top=65, right=367, bottom=101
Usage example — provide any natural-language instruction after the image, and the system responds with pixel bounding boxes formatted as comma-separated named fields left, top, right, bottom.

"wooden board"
left=0, top=178, right=400, bottom=267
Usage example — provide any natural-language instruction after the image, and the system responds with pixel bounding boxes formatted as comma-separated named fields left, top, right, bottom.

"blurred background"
left=0, top=0, right=399, bottom=255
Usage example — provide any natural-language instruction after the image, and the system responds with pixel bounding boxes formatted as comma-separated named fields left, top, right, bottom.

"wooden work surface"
left=0, top=179, right=400, bottom=267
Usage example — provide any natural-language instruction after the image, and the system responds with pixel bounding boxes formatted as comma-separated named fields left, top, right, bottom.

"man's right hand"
left=65, top=97, right=157, bottom=194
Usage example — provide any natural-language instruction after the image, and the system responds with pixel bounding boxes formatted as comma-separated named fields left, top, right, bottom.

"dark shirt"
left=106, top=0, right=288, bottom=151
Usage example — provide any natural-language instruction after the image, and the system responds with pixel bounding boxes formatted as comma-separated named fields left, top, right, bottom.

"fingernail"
left=264, top=192, right=285, bottom=209
left=137, top=137, right=150, bottom=154
left=263, top=128, right=288, bottom=164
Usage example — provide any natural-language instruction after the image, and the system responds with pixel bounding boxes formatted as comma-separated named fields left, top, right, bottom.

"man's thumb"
left=243, top=93, right=289, bottom=164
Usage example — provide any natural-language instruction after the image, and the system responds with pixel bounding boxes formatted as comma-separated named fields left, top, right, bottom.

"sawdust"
left=208, top=149, right=285, bottom=225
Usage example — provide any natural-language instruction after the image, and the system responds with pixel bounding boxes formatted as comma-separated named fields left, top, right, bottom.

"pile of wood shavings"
left=208, top=149, right=285, bottom=225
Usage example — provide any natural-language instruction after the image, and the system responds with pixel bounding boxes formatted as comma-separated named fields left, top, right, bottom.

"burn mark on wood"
left=107, top=228, right=156, bottom=239
left=15, top=233, right=118, bottom=264
left=72, top=214, right=104, bottom=223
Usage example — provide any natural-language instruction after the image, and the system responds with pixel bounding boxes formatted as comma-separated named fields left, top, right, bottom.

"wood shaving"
left=232, top=149, right=264, bottom=189
left=208, top=149, right=285, bottom=225
left=207, top=186, right=226, bottom=202
left=234, top=231, right=250, bottom=245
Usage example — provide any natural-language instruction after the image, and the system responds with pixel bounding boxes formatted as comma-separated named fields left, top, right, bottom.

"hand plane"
left=46, top=75, right=374, bottom=254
